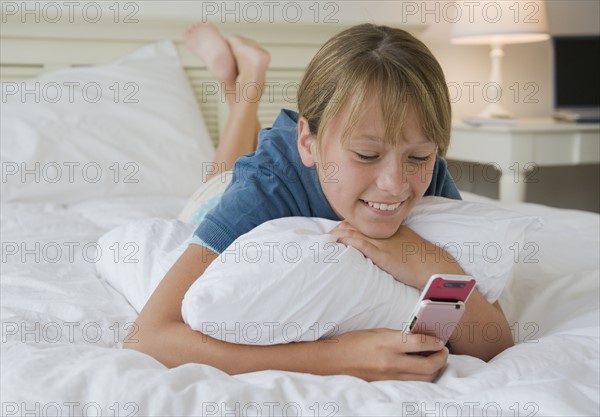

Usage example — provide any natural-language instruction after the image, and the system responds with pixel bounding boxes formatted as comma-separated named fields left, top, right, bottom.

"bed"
left=2, top=8, right=599, bottom=417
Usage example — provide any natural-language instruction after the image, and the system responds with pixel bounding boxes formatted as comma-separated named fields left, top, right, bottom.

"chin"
left=357, top=223, right=400, bottom=239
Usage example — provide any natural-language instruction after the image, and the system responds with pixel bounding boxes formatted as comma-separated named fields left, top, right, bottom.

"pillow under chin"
left=182, top=217, right=420, bottom=345
left=181, top=197, right=543, bottom=345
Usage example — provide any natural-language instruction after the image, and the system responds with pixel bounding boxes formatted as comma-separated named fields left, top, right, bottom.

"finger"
left=387, top=347, right=448, bottom=380
left=392, top=372, right=441, bottom=382
left=338, top=221, right=358, bottom=231
left=399, top=333, right=446, bottom=353
left=399, top=347, right=449, bottom=376
left=329, top=227, right=367, bottom=244
left=328, top=228, right=343, bottom=238
left=335, top=235, right=379, bottom=257
left=330, top=226, right=371, bottom=243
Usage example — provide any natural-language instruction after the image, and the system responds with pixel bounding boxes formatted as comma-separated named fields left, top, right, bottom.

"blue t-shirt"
left=194, top=109, right=461, bottom=254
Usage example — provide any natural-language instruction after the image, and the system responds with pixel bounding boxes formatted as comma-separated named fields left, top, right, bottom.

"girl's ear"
left=297, top=116, right=318, bottom=167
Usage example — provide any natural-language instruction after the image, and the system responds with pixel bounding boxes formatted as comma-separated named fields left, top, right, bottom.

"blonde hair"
left=297, top=24, right=451, bottom=156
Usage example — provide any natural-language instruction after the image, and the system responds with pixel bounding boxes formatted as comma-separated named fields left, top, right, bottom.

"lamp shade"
left=451, top=0, right=550, bottom=45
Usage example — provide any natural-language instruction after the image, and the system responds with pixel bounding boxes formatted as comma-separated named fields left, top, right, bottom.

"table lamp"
left=451, top=0, right=550, bottom=119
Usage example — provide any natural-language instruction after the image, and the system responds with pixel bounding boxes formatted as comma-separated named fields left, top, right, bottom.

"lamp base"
left=463, top=103, right=518, bottom=126
left=476, top=102, right=513, bottom=119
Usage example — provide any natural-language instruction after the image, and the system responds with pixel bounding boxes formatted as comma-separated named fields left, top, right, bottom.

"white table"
left=447, top=119, right=600, bottom=202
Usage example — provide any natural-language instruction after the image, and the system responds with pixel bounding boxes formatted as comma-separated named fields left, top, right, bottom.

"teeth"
left=366, top=201, right=401, bottom=211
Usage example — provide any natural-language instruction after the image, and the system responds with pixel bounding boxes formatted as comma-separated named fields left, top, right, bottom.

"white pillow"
left=403, top=197, right=544, bottom=302
left=181, top=198, right=543, bottom=344
left=97, top=218, right=196, bottom=313
left=1, top=41, right=214, bottom=204
left=182, top=217, right=420, bottom=345
left=96, top=197, right=542, bottom=337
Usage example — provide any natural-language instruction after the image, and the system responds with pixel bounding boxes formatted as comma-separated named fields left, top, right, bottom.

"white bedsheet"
left=1, top=194, right=599, bottom=416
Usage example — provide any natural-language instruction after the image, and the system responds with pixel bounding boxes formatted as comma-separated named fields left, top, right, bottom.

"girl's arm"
left=331, top=223, right=514, bottom=361
left=124, top=245, right=449, bottom=381
left=450, top=292, right=513, bottom=361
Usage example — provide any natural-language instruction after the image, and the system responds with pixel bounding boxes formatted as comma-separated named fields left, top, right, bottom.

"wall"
left=416, top=0, right=600, bottom=211
left=7, top=1, right=593, bottom=210
left=420, top=0, right=600, bottom=118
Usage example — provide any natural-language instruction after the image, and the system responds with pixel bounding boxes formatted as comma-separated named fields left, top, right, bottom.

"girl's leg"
left=221, top=35, right=269, bottom=168
left=184, top=23, right=269, bottom=180
left=184, top=22, right=237, bottom=86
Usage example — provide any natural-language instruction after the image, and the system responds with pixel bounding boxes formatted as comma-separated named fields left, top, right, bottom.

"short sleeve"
left=193, top=165, right=295, bottom=254
left=426, top=158, right=462, bottom=200
left=193, top=109, right=338, bottom=255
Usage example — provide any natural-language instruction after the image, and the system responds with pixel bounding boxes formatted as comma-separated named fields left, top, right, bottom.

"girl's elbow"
left=122, top=323, right=151, bottom=355
left=122, top=321, right=172, bottom=366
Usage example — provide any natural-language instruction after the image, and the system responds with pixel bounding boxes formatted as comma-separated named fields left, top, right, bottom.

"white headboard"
left=1, top=13, right=424, bottom=144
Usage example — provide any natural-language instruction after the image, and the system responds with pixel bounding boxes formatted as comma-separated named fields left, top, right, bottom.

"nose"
left=376, top=157, right=410, bottom=196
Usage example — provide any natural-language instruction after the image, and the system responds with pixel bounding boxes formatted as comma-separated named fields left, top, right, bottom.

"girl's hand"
left=330, top=221, right=462, bottom=290
left=323, top=328, right=448, bottom=382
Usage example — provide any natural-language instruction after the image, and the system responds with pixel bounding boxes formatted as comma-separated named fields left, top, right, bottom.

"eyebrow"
left=350, top=133, right=434, bottom=148
left=348, top=134, right=383, bottom=142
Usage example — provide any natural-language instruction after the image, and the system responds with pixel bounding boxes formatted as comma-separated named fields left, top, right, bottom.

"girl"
left=125, top=22, right=513, bottom=382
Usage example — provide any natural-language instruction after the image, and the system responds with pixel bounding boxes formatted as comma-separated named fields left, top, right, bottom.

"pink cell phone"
left=404, top=274, right=476, bottom=344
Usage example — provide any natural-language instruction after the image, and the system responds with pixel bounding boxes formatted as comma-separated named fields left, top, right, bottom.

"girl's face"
left=298, top=100, right=437, bottom=239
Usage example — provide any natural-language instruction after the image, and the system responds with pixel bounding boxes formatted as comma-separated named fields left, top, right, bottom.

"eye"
left=354, top=152, right=379, bottom=162
left=408, top=154, right=434, bottom=163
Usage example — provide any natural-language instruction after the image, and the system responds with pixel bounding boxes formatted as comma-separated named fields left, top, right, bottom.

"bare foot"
left=184, top=22, right=237, bottom=84
left=227, top=35, right=271, bottom=85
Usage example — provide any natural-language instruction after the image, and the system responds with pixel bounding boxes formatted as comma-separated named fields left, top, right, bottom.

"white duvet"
left=1, top=193, right=599, bottom=416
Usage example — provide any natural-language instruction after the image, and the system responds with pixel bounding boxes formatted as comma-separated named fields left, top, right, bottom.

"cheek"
left=338, top=162, right=375, bottom=195
left=326, top=162, right=354, bottom=196
left=320, top=152, right=352, bottom=185
left=319, top=161, right=368, bottom=213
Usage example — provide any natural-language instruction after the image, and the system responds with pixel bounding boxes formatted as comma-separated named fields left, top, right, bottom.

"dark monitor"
left=553, top=36, right=600, bottom=110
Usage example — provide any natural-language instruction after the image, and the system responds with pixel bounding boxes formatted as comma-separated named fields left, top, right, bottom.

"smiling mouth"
left=360, top=199, right=403, bottom=211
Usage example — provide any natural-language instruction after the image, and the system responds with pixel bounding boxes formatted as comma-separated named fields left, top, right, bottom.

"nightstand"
left=447, top=119, right=600, bottom=202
